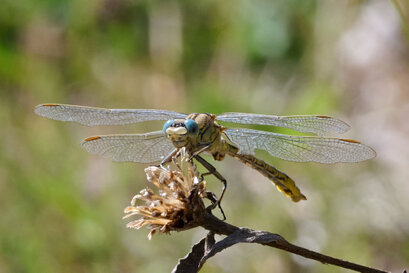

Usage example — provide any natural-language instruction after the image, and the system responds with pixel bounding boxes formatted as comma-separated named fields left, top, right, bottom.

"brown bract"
left=123, top=163, right=207, bottom=240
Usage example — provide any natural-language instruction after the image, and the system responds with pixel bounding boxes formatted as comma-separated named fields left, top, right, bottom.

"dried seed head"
left=123, top=162, right=207, bottom=239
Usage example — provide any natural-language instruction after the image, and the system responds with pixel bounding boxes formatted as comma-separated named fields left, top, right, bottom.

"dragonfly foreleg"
left=193, top=154, right=227, bottom=220
left=189, top=144, right=212, bottom=161
left=159, top=148, right=178, bottom=170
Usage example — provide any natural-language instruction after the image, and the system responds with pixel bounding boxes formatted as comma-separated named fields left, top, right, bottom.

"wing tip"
left=315, top=115, right=351, bottom=134
left=340, top=138, right=361, bottom=144
left=41, top=103, right=59, bottom=107
left=366, top=145, right=377, bottom=159
left=84, top=136, right=101, bottom=142
left=34, top=103, right=59, bottom=110
left=340, top=139, right=377, bottom=160
left=34, top=103, right=60, bottom=116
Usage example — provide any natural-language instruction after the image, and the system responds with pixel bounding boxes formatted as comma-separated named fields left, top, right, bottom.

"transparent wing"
left=225, top=128, right=376, bottom=164
left=81, top=131, right=174, bottom=163
left=34, top=103, right=187, bottom=126
left=217, top=113, right=350, bottom=136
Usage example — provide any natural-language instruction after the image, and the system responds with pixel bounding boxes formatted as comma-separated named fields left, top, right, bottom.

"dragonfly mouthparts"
left=166, top=127, right=188, bottom=135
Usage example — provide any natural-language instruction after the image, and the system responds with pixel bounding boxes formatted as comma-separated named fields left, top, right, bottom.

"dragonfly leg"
left=203, top=191, right=224, bottom=216
left=193, top=154, right=227, bottom=220
left=159, top=148, right=178, bottom=170
left=189, top=144, right=211, bottom=161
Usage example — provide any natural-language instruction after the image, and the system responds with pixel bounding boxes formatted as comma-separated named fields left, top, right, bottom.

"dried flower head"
left=123, top=161, right=207, bottom=239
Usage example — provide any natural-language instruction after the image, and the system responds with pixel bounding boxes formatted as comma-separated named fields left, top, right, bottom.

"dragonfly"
left=34, top=103, right=376, bottom=204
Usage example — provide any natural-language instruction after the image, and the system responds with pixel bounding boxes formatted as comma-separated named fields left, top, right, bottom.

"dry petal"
left=124, top=163, right=207, bottom=239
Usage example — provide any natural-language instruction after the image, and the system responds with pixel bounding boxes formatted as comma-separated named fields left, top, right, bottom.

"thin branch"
left=201, top=214, right=388, bottom=273
left=173, top=212, right=391, bottom=273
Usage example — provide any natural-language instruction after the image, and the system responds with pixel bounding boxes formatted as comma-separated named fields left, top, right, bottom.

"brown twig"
left=173, top=212, right=391, bottom=273
left=202, top=213, right=388, bottom=273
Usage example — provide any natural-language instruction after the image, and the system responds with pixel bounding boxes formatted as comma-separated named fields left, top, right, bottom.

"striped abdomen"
left=229, top=153, right=307, bottom=202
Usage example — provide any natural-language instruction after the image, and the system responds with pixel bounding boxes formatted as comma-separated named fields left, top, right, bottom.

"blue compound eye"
left=163, top=119, right=174, bottom=133
left=184, top=119, right=199, bottom=136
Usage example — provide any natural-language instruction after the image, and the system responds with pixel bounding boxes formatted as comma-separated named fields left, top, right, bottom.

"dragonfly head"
left=163, top=118, right=199, bottom=148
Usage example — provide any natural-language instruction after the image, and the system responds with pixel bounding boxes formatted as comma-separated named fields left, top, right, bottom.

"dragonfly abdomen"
left=230, top=153, right=307, bottom=202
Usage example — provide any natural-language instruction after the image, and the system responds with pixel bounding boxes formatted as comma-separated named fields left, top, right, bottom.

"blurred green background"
left=1, top=0, right=409, bottom=272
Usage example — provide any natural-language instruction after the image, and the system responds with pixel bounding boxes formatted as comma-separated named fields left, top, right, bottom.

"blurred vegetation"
left=1, top=0, right=409, bottom=272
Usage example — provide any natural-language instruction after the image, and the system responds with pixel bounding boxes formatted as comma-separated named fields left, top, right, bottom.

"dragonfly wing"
left=34, top=103, right=187, bottom=126
left=217, top=113, right=350, bottom=136
left=224, top=128, right=376, bottom=164
left=81, top=131, right=174, bottom=163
